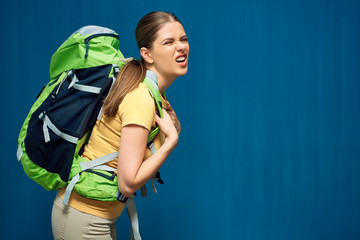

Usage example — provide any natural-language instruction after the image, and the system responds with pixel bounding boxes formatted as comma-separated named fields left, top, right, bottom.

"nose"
left=175, top=40, right=186, bottom=51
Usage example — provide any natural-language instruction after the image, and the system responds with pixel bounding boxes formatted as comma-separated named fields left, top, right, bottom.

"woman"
left=51, top=11, right=189, bottom=239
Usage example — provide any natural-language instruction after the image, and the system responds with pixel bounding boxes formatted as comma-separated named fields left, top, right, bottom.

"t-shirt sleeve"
left=118, top=84, right=155, bottom=131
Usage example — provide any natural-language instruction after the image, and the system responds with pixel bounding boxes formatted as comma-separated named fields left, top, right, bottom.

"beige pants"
left=51, top=194, right=118, bottom=240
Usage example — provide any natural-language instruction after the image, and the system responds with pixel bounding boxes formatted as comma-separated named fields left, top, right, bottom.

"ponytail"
left=102, top=59, right=146, bottom=117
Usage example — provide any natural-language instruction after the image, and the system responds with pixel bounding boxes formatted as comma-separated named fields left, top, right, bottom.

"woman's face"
left=147, top=21, right=189, bottom=80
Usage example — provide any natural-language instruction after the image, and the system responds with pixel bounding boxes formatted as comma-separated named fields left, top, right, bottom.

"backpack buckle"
left=115, top=191, right=128, bottom=203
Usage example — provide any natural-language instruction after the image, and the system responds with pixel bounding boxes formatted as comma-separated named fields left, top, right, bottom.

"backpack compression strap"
left=68, top=70, right=102, bottom=94
left=63, top=151, right=119, bottom=205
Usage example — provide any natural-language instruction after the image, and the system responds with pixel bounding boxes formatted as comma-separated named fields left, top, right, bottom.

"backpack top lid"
left=49, top=25, right=125, bottom=79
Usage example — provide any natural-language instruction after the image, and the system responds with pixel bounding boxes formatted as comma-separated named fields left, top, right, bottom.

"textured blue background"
left=1, top=0, right=359, bottom=239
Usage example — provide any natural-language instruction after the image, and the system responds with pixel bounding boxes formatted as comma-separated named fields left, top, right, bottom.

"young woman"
left=51, top=11, right=189, bottom=239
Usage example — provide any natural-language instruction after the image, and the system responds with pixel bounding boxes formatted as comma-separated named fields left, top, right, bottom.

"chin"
left=176, top=67, right=188, bottom=76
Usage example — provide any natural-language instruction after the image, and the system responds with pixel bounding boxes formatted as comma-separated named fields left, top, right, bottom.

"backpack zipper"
left=84, top=33, right=119, bottom=59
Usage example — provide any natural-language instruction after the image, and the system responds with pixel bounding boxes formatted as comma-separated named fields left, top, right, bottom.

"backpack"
left=16, top=25, right=164, bottom=240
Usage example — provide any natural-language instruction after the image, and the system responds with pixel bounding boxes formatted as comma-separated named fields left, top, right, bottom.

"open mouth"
left=176, top=54, right=187, bottom=64
left=176, top=56, right=186, bottom=62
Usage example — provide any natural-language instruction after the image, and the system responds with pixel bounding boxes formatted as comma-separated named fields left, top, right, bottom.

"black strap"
left=83, top=169, right=116, bottom=181
left=155, top=171, right=164, bottom=184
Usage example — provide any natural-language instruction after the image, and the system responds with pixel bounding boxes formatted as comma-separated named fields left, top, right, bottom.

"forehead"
left=155, top=21, right=186, bottom=40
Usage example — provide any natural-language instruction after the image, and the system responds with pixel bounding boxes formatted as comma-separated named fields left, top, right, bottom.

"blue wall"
left=1, top=0, right=359, bottom=239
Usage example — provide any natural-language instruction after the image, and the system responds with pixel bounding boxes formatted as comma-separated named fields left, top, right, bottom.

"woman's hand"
left=166, top=104, right=181, bottom=136
left=155, top=109, right=178, bottom=148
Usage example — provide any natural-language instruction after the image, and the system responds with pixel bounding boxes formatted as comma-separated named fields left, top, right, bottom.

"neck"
left=158, top=75, right=176, bottom=94
left=146, top=67, right=176, bottom=94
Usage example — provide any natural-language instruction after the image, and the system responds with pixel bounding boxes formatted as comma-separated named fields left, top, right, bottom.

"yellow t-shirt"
left=58, top=82, right=169, bottom=219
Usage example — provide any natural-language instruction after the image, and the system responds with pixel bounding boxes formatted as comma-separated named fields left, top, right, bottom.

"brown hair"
left=102, top=11, right=181, bottom=117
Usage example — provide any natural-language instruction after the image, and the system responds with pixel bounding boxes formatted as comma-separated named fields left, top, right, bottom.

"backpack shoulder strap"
left=143, top=70, right=163, bottom=116
left=143, top=70, right=164, bottom=143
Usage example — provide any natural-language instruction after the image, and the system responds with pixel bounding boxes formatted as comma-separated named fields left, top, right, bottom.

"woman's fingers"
left=165, top=105, right=181, bottom=135
left=155, top=110, right=178, bottom=138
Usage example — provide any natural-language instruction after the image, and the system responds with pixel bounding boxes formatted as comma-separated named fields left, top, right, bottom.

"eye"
left=181, top=36, right=188, bottom=42
left=163, top=40, right=173, bottom=45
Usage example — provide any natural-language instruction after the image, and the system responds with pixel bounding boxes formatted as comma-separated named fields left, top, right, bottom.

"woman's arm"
left=117, top=110, right=178, bottom=197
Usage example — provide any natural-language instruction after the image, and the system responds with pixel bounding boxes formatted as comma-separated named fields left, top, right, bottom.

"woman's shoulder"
left=119, top=82, right=155, bottom=111
left=118, top=82, right=155, bottom=127
left=132, top=82, right=152, bottom=95
left=125, top=82, right=153, bottom=103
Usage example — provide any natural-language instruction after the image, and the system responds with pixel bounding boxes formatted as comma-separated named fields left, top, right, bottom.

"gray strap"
left=73, top=83, right=101, bottom=94
left=113, top=64, right=120, bottom=73
left=112, top=67, right=118, bottom=85
left=74, top=25, right=116, bottom=36
left=54, top=71, right=70, bottom=96
left=91, top=165, right=117, bottom=172
left=39, top=112, right=78, bottom=144
left=119, top=57, right=135, bottom=63
left=63, top=173, right=80, bottom=205
left=126, top=197, right=142, bottom=240
left=97, top=64, right=119, bottom=121
left=41, top=113, right=50, bottom=142
left=140, top=185, right=148, bottom=197
left=63, top=154, right=117, bottom=206
left=68, top=70, right=76, bottom=88
left=147, top=142, right=158, bottom=194
left=79, top=151, right=118, bottom=171
left=69, top=71, right=102, bottom=94
left=145, top=70, right=158, bottom=85
left=145, top=71, right=159, bottom=98
left=16, top=143, right=23, bottom=161
left=148, top=142, right=156, bottom=154
left=97, top=107, right=104, bottom=120
left=151, top=177, right=157, bottom=194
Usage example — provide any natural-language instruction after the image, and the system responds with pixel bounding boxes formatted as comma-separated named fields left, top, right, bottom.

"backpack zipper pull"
left=84, top=39, right=90, bottom=59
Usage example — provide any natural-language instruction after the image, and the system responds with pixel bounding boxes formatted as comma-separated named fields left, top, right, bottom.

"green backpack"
left=16, top=25, right=164, bottom=207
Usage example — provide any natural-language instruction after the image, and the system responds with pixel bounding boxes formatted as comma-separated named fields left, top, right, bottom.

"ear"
left=140, top=47, right=153, bottom=64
